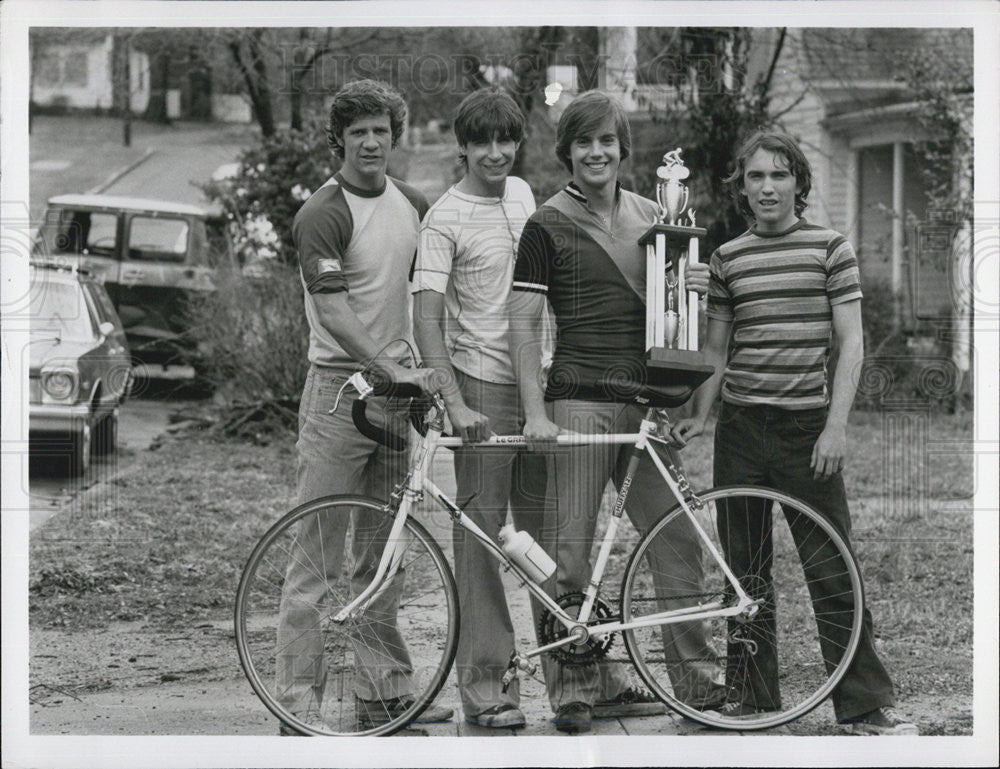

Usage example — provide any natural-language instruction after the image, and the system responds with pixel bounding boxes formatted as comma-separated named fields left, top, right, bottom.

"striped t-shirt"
left=707, top=219, right=863, bottom=409
left=411, top=177, right=536, bottom=384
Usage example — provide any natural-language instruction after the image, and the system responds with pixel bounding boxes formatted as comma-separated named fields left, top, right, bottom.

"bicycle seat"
left=593, top=377, right=693, bottom=409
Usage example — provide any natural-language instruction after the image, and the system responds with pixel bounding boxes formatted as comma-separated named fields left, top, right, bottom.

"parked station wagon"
left=29, top=262, right=133, bottom=475
left=31, top=194, right=233, bottom=369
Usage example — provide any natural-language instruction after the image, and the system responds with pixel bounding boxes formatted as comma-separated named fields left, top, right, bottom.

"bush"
left=519, top=108, right=570, bottom=204
left=854, top=277, right=965, bottom=411
left=185, top=262, right=309, bottom=433
left=200, top=120, right=336, bottom=265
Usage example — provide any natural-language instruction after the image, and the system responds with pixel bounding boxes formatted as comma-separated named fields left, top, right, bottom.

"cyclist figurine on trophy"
left=639, top=148, right=714, bottom=387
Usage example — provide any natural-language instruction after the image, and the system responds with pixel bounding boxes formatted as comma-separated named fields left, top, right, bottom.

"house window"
left=63, top=51, right=89, bottom=87
left=36, top=52, right=61, bottom=86
left=857, top=142, right=947, bottom=321
left=33, top=48, right=89, bottom=88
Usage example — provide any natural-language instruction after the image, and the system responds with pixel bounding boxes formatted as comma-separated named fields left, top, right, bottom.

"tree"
left=227, top=29, right=277, bottom=137
left=629, top=28, right=790, bottom=253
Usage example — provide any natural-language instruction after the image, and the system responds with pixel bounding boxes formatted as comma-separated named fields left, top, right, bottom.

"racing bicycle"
left=234, top=373, right=864, bottom=736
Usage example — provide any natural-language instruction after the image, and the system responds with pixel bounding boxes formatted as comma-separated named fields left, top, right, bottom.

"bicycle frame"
left=331, top=396, right=759, bottom=661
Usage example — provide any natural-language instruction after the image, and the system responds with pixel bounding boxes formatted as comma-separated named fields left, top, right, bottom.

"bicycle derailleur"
left=537, top=592, right=616, bottom=666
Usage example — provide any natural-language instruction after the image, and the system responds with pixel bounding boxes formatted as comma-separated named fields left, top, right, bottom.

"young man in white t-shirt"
left=412, top=88, right=540, bottom=728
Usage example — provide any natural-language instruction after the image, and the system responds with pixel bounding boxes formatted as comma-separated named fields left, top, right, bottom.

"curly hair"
left=325, top=79, right=407, bottom=159
left=724, top=130, right=812, bottom=219
left=555, top=91, right=631, bottom=174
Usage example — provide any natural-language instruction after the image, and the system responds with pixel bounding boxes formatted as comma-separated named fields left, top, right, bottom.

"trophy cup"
left=639, top=148, right=714, bottom=388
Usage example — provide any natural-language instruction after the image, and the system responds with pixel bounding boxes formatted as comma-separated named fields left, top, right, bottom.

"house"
left=583, top=26, right=973, bottom=399
left=752, top=27, right=972, bottom=328
left=32, top=30, right=150, bottom=114
left=30, top=29, right=252, bottom=123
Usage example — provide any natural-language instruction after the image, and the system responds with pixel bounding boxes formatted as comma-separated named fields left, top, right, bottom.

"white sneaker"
left=842, top=706, right=919, bottom=735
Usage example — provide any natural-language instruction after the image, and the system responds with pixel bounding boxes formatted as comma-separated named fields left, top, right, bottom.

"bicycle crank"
left=537, top=592, right=616, bottom=666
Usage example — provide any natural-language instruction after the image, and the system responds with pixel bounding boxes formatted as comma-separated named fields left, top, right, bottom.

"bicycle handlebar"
left=352, top=398, right=408, bottom=451
left=349, top=372, right=427, bottom=452
left=349, top=371, right=683, bottom=452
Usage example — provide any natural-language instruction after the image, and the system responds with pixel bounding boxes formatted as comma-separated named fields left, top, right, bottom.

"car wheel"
left=93, top=408, right=119, bottom=456
left=71, top=420, right=92, bottom=477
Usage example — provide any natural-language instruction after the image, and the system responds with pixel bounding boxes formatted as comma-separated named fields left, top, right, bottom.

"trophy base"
left=646, top=347, right=715, bottom=388
left=639, top=223, right=707, bottom=249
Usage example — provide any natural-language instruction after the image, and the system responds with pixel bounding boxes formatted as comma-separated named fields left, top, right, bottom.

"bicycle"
left=235, top=372, right=865, bottom=736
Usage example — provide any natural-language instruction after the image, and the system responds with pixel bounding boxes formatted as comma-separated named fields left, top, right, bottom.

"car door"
left=118, top=212, right=213, bottom=341
left=84, top=281, right=132, bottom=403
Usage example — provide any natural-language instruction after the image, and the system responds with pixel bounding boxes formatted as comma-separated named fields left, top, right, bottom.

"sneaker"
left=593, top=686, right=666, bottom=718
left=355, top=695, right=454, bottom=727
left=553, top=701, right=593, bottom=734
left=841, top=706, right=919, bottom=736
left=716, top=701, right=765, bottom=719
left=278, top=710, right=330, bottom=736
left=686, top=700, right=769, bottom=727
left=466, top=703, right=527, bottom=729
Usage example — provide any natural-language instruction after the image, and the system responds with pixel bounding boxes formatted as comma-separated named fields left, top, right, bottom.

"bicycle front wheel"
left=620, top=486, right=864, bottom=731
left=235, top=495, right=459, bottom=736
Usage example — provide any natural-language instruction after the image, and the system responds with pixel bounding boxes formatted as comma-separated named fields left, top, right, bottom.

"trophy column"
left=640, top=148, right=714, bottom=388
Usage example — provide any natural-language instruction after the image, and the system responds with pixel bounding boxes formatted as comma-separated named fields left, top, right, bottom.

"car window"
left=35, top=209, right=119, bottom=258
left=187, top=218, right=211, bottom=267
left=29, top=277, right=98, bottom=341
left=127, top=216, right=189, bottom=263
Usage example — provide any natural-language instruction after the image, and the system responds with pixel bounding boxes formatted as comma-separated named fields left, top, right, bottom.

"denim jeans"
left=538, top=399, right=727, bottom=711
left=713, top=401, right=896, bottom=720
left=451, top=371, right=547, bottom=716
left=275, top=365, right=414, bottom=713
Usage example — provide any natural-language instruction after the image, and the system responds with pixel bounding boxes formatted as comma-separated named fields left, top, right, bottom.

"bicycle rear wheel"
left=620, top=485, right=863, bottom=731
left=235, top=494, right=459, bottom=736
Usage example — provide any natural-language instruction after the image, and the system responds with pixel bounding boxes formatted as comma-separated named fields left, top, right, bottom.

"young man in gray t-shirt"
left=412, top=88, right=540, bottom=729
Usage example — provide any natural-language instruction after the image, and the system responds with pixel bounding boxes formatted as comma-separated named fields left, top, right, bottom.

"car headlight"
left=41, top=368, right=79, bottom=401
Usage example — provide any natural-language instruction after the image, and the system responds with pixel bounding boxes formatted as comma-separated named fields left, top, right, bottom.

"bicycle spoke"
left=235, top=496, right=458, bottom=736
left=621, top=486, right=863, bottom=731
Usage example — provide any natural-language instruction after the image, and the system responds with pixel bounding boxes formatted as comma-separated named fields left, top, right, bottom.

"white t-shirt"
left=412, top=176, right=538, bottom=384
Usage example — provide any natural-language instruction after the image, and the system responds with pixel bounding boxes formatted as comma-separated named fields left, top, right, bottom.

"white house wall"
left=758, top=28, right=842, bottom=233
left=33, top=34, right=149, bottom=114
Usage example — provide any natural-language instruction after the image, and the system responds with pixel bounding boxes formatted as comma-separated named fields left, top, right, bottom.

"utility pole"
left=114, top=31, right=132, bottom=147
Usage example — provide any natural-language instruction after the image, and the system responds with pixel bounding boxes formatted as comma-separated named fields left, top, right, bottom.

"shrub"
left=519, top=108, right=569, bottom=204
left=185, top=262, right=309, bottom=434
left=854, top=277, right=965, bottom=411
left=200, top=120, right=336, bottom=265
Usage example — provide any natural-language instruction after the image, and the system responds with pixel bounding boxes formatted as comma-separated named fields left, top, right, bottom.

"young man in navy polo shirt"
left=509, top=90, right=726, bottom=734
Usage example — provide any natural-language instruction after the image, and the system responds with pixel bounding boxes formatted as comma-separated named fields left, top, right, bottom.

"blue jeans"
left=451, top=371, right=547, bottom=716
left=713, top=401, right=896, bottom=721
left=275, top=365, right=414, bottom=713
left=538, top=399, right=726, bottom=711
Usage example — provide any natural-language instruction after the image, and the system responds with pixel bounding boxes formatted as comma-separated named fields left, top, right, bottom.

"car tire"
left=71, top=420, right=92, bottom=477
left=92, top=408, right=119, bottom=456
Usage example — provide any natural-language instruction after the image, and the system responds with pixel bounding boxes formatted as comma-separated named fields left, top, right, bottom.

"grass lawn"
left=29, top=407, right=974, bottom=734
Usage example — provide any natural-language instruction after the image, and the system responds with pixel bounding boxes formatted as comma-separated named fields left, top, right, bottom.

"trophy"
left=639, top=148, right=714, bottom=388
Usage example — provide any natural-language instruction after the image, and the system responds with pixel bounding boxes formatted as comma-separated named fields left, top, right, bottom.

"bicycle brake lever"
left=330, top=371, right=374, bottom=414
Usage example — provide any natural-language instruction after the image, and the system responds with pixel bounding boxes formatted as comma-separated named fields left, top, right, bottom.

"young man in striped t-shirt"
left=672, top=131, right=917, bottom=735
